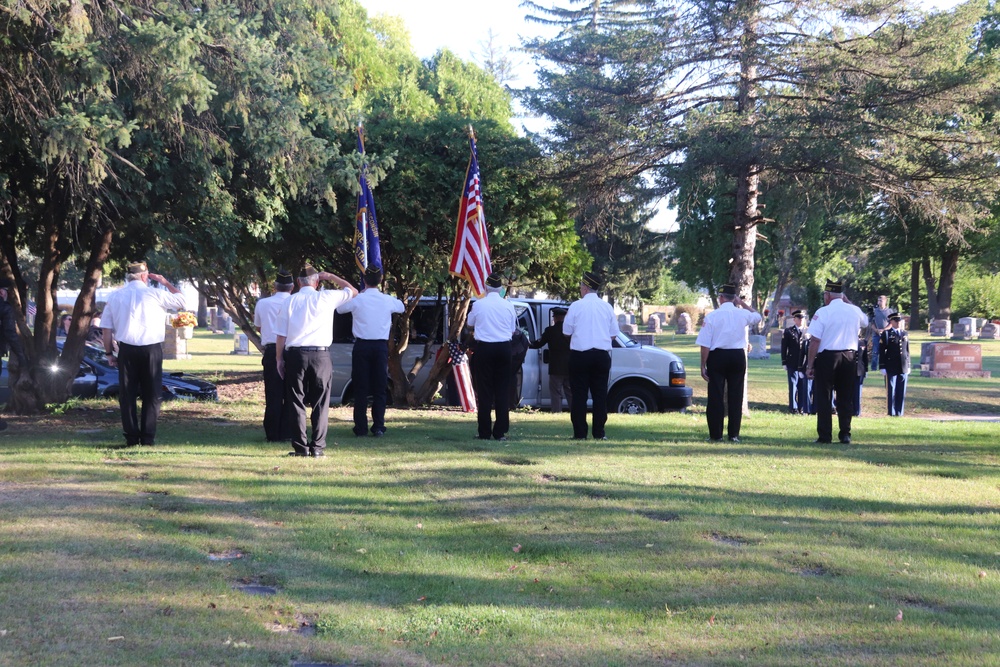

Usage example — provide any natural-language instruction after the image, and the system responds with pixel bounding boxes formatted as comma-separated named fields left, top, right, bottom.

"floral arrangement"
left=172, top=311, right=197, bottom=328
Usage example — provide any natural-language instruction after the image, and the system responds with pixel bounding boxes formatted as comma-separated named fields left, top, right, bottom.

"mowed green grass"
left=0, top=331, right=998, bottom=666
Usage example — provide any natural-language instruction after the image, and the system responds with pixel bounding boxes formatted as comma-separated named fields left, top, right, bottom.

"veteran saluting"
left=336, top=266, right=404, bottom=437
left=101, top=262, right=187, bottom=448
left=275, top=266, right=358, bottom=457
left=804, top=280, right=868, bottom=444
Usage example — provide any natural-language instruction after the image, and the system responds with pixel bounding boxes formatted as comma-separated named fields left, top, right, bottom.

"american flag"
left=354, top=124, right=382, bottom=277
left=447, top=340, right=476, bottom=413
left=448, top=131, right=492, bottom=297
left=26, top=302, right=36, bottom=319
left=447, top=340, right=467, bottom=365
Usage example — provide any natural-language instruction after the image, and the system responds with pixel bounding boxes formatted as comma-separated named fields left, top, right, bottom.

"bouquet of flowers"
left=172, top=311, right=197, bottom=328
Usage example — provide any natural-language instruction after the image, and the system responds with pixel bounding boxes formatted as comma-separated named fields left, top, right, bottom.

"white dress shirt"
left=808, top=298, right=869, bottom=352
left=563, top=293, right=619, bottom=351
left=695, top=302, right=762, bottom=350
left=253, top=292, right=292, bottom=345
left=101, top=280, right=186, bottom=346
left=467, top=292, right=517, bottom=342
left=275, top=286, right=354, bottom=348
left=336, top=288, right=405, bottom=340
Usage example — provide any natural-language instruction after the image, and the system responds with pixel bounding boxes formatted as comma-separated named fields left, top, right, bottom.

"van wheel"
left=609, top=385, right=656, bottom=415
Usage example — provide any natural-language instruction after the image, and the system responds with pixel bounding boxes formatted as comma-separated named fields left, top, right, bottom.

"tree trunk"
left=909, top=260, right=921, bottom=329
left=729, top=7, right=761, bottom=301
left=936, top=247, right=959, bottom=322
left=197, top=286, right=208, bottom=328
left=921, top=256, right=939, bottom=320
left=413, top=291, right=471, bottom=406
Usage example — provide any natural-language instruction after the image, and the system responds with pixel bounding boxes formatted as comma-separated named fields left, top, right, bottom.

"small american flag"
left=448, top=130, right=492, bottom=297
left=26, top=302, right=36, bottom=318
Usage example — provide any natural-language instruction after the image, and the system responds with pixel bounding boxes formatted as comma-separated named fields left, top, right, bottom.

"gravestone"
left=979, top=322, right=1000, bottom=340
left=748, top=334, right=769, bottom=360
left=953, top=317, right=978, bottom=340
left=620, top=323, right=636, bottom=335
left=920, top=342, right=990, bottom=378
left=618, top=313, right=630, bottom=328
left=646, top=315, right=661, bottom=333
left=677, top=312, right=692, bottom=334
left=929, top=319, right=951, bottom=337
left=162, top=325, right=191, bottom=361
left=769, top=331, right=783, bottom=354
left=631, top=333, right=655, bottom=346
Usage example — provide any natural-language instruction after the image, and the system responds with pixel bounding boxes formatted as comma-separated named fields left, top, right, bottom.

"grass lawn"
left=0, top=330, right=998, bottom=666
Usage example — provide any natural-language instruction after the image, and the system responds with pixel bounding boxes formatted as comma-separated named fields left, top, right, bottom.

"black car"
left=0, top=342, right=218, bottom=403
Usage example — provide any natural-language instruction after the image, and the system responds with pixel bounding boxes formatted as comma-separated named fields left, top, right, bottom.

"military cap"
left=275, top=270, right=294, bottom=286
left=888, top=312, right=902, bottom=322
left=719, top=283, right=738, bottom=296
left=551, top=307, right=568, bottom=316
left=792, top=309, right=804, bottom=317
left=299, top=265, right=318, bottom=278
left=485, top=272, right=504, bottom=288
left=127, top=261, right=148, bottom=275
left=581, top=271, right=603, bottom=291
left=824, top=280, right=843, bottom=293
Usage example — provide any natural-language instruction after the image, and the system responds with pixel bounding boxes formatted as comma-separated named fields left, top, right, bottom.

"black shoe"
left=495, top=436, right=508, bottom=442
left=709, top=438, right=723, bottom=443
left=371, top=430, right=385, bottom=438
left=814, top=438, right=832, bottom=444
left=287, top=451, right=308, bottom=457
left=595, top=436, right=608, bottom=441
left=839, top=437, right=851, bottom=444
left=310, top=450, right=326, bottom=458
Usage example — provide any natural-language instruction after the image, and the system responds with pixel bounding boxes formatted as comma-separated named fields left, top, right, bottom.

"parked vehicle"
left=0, top=341, right=218, bottom=403
left=329, top=297, right=691, bottom=414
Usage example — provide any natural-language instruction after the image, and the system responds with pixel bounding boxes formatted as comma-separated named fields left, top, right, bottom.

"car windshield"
left=615, top=331, right=641, bottom=348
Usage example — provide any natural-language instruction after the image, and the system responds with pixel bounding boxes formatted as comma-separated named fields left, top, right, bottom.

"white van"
left=329, top=298, right=692, bottom=414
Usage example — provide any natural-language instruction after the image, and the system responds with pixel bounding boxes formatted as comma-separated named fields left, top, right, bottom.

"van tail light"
left=669, top=360, right=686, bottom=386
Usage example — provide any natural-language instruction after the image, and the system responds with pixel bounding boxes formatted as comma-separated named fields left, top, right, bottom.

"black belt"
left=264, top=343, right=276, bottom=349
left=820, top=349, right=852, bottom=353
left=289, top=346, right=328, bottom=352
left=355, top=338, right=387, bottom=343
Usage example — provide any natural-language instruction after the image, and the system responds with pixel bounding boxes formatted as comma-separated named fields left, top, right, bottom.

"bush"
left=953, top=273, right=1000, bottom=320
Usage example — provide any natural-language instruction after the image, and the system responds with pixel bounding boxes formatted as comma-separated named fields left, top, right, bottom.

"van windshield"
left=614, top=331, right=641, bottom=348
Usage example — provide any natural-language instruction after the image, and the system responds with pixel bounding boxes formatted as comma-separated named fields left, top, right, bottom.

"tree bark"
left=921, top=256, right=939, bottom=320
left=936, top=247, right=959, bottom=322
left=910, top=260, right=921, bottom=329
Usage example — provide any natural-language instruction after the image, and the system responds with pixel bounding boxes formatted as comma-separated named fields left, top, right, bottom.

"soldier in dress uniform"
left=780, top=310, right=808, bottom=413
left=253, top=270, right=294, bottom=442
left=467, top=272, right=517, bottom=440
left=695, top=283, right=761, bottom=442
left=563, top=272, right=619, bottom=440
left=804, top=280, right=869, bottom=444
left=878, top=312, right=910, bottom=416
left=336, top=266, right=405, bottom=437
left=275, top=265, right=358, bottom=457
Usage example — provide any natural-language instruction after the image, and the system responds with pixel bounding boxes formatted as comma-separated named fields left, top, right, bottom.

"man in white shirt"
left=563, top=271, right=619, bottom=440
left=253, top=270, right=294, bottom=442
left=804, top=280, right=869, bottom=444
left=101, top=262, right=187, bottom=448
left=467, top=272, right=517, bottom=440
left=275, top=265, right=358, bottom=457
left=336, top=266, right=405, bottom=437
left=695, top=283, right=761, bottom=442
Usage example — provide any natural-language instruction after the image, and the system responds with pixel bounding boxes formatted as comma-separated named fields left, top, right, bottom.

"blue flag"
left=354, top=125, right=382, bottom=275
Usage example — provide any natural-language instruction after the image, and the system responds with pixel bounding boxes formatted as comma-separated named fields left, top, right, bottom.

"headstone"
left=618, top=313, right=629, bottom=327
left=676, top=312, right=692, bottom=334
left=979, top=322, right=1000, bottom=340
left=232, top=333, right=249, bottom=355
left=620, top=323, right=636, bottom=335
left=646, top=315, right=661, bottom=333
left=162, top=325, right=192, bottom=361
left=747, top=334, right=769, bottom=360
left=632, top=333, right=655, bottom=346
left=769, top=331, right=783, bottom=353
left=953, top=317, right=978, bottom=340
left=919, top=342, right=990, bottom=378
left=654, top=312, right=669, bottom=327
left=929, top=319, right=951, bottom=337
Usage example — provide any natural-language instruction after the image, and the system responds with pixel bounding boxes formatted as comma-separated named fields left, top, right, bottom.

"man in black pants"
left=253, top=270, right=294, bottom=441
left=780, top=310, right=808, bottom=414
left=101, top=262, right=187, bottom=447
left=695, top=283, right=761, bottom=442
left=805, top=280, right=869, bottom=444
left=336, top=266, right=404, bottom=437
left=467, top=272, right=517, bottom=440
left=276, top=266, right=357, bottom=457
left=563, top=271, right=619, bottom=440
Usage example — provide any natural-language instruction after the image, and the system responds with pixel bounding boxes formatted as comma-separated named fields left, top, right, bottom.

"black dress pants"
left=706, top=348, right=746, bottom=441
left=351, top=339, right=389, bottom=436
left=284, top=348, right=333, bottom=454
left=473, top=340, right=511, bottom=440
left=814, top=350, right=856, bottom=442
left=262, top=344, right=288, bottom=441
left=569, top=348, right=612, bottom=439
left=117, top=342, right=163, bottom=446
